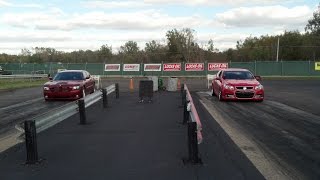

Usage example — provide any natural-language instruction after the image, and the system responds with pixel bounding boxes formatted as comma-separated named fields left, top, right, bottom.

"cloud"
left=1, top=10, right=208, bottom=31
left=144, top=0, right=290, bottom=6
left=0, top=0, right=42, bottom=8
left=0, top=0, right=11, bottom=7
left=81, top=0, right=150, bottom=9
left=216, top=5, right=312, bottom=29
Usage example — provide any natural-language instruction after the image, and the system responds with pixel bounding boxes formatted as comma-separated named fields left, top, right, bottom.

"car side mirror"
left=86, top=76, right=90, bottom=79
left=215, top=77, right=221, bottom=81
left=49, top=77, right=53, bottom=80
left=255, top=76, right=262, bottom=81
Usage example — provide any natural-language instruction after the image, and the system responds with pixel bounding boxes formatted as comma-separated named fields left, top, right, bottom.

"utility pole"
left=276, top=37, right=279, bottom=62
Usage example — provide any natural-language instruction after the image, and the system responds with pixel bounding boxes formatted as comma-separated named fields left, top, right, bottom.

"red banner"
left=208, top=63, right=228, bottom=71
left=163, top=63, right=181, bottom=71
left=185, top=63, right=204, bottom=71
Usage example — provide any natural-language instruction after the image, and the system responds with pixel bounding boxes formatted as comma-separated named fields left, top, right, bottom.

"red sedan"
left=211, top=68, right=264, bottom=101
left=43, top=70, right=95, bottom=100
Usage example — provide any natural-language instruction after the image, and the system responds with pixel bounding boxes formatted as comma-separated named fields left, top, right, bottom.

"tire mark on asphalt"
left=202, top=93, right=320, bottom=179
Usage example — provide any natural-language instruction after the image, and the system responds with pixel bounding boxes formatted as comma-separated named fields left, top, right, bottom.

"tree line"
left=1, top=7, right=320, bottom=63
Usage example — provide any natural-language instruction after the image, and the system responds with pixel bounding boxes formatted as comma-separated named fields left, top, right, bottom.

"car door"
left=85, top=71, right=94, bottom=91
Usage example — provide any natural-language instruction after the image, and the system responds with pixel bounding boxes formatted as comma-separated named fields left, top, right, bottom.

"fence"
left=1, top=61, right=320, bottom=77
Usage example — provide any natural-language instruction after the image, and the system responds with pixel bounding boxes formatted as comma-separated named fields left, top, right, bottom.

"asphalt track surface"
left=0, top=91, right=264, bottom=180
left=198, top=80, right=320, bottom=180
left=0, top=78, right=319, bottom=179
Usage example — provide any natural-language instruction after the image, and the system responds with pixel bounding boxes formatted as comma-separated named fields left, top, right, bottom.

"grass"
left=0, top=78, right=47, bottom=90
left=261, top=76, right=320, bottom=80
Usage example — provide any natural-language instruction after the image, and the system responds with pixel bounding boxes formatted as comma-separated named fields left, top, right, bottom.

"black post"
left=180, top=83, right=184, bottom=96
left=25, top=120, right=38, bottom=164
left=115, top=83, right=119, bottom=99
left=78, top=99, right=86, bottom=125
left=183, top=101, right=189, bottom=124
left=182, top=89, right=186, bottom=106
left=187, top=121, right=201, bottom=164
left=102, top=88, right=108, bottom=108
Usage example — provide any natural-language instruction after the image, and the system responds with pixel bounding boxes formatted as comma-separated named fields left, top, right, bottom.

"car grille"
left=235, top=92, right=254, bottom=98
left=50, top=86, right=71, bottom=92
left=236, top=86, right=253, bottom=90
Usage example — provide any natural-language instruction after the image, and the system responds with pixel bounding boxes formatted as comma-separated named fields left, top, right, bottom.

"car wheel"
left=218, top=90, right=223, bottom=101
left=82, top=88, right=86, bottom=98
left=211, top=89, right=215, bottom=96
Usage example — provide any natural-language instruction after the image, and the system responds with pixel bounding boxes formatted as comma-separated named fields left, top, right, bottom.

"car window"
left=222, top=71, right=254, bottom=80
left=53, top=72, right=85, bottom=80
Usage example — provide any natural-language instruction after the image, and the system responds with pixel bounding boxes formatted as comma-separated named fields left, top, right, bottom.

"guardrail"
left=0, top=74, right=48, bottom=79
left=22, top=84, right=119, bottom=164
left=181, top=83, right=203, bottom=164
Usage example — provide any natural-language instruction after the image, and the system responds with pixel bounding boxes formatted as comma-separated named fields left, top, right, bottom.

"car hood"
left=44, top=80, right=84, bottom=86
left=224, top=79, right=260, bottom=86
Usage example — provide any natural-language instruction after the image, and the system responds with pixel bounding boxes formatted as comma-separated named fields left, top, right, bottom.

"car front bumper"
left=44, top=90, right=82, bottom=100
left=222, top=89, right=264, bottom=101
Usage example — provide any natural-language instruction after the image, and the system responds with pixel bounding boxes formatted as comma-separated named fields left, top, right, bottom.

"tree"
left=305, top=6, right=320, bottom=35
left=166, top=28, right=199, bottom=62
left=120, top=41, right=139, bottom=54
left=98, top=44, right=112, bottom=62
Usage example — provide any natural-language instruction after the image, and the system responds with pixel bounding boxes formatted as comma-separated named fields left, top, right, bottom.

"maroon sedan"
left=211, top=68, right=264, bottom=101
left=43, top=70, right=95, bottom=100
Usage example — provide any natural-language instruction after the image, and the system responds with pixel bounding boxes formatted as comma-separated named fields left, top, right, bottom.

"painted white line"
left=197, top=93, right=295, bottom=180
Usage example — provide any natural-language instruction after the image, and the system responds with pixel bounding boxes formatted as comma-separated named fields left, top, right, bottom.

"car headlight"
left=43, top=86, right=49, bottom=91
left=255, top=84, right=263, bottom=90
left=72, top=86, right=80, bottom=90
left=223, top=84, right=235, bottom=90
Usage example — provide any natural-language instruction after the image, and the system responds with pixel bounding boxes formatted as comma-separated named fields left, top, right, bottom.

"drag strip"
left=198, top=91, right=320, bottom=180
left=0, top=98, right=67, bottom=134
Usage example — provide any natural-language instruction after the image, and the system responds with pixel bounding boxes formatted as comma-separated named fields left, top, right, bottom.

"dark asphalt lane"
left=0, top=92, right=264, bottom=180
left=198, top=80, right=320, bottom=180
left=0, top=87, right=43, bottom=108
left=263, top=80, right=320, bottom=116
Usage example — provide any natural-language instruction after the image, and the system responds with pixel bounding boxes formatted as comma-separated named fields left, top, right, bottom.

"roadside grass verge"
left=0, top=78, right=47, bottom=90
left=261, top=76, right=320, bottom=80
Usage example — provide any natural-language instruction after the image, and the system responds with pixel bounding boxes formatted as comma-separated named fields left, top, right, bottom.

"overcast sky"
left=0, top=0, right=318, bottom=54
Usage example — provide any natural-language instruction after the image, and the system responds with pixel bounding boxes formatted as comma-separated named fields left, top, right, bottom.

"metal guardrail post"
left=115, top=83, right=119, bottom=99
left=102, top=88, right=108, bottom=108
left=183, top=100, right=189, bottom=124
left=182, top=89, right=186, bottom=106
left=186, top=121, right=201, bottom=164
left=78, top=99, right=86, bottom=125
left=180, top=83, right=184, bottom=97
left=25, top=120, right=39, bottom=164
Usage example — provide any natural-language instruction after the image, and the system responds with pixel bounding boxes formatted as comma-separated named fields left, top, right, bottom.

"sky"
left=0, top=0, right=318, bottom=54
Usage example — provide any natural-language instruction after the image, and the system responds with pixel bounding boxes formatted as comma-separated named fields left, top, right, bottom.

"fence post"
left=115, top=83, right=119, bottom=99
left=102, top=88, right=108, bottom=108
left=78, top=99, right=86, bottom=124
left=25, top=120, right=39, bottom=164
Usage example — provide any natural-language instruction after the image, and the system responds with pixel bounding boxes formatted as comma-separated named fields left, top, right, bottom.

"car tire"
left=211, top=89, right=215, bottom=96
left=82, top=88, right=86, bottom=98
left=218, top=90, right=223, bottom=101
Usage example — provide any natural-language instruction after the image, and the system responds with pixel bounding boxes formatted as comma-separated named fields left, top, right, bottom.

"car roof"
left=223, top=68, right=250, bottom=72
left=58, top=70, right=85, bottom=73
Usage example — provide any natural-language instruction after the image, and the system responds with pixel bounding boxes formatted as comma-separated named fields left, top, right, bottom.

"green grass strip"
left=0, top=78, right=47, bottom=90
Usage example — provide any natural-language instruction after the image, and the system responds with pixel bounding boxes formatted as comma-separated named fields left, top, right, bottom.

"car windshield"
left=53, top=72, right=84, bottom=81
left=223, top=71, right=254, bottom=80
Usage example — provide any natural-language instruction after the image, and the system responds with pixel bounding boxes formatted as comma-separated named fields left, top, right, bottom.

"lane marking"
left=197, top=93, right=294, bottom=180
